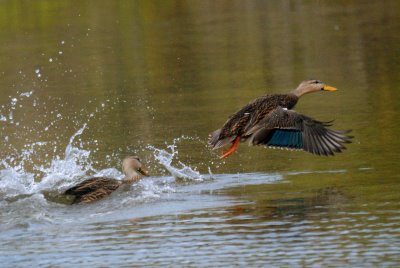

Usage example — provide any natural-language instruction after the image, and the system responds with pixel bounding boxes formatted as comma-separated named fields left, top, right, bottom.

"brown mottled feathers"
left=65, top=177, right=122, bottom=204
left=209, top=94, right=298, bottom=150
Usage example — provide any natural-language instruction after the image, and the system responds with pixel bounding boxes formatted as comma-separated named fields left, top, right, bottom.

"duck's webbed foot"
left=220, top=136, right=241, bottom=159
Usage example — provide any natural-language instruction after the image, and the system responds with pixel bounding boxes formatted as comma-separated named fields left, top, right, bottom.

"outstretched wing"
left=246, top=107, right=352, bottom=156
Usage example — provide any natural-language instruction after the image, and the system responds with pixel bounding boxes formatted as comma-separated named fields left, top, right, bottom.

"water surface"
left=1, top=1, right=400, bottom=267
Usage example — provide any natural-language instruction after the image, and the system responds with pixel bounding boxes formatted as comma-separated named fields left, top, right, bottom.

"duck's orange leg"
left=220, top=136, right=241, bottom=159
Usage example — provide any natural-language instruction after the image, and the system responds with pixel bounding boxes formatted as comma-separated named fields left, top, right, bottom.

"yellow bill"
left=323, top=85, right=337, bottom=91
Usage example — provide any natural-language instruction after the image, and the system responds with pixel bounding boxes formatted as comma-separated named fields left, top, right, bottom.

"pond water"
left=1, top=1, right=400, bottom=267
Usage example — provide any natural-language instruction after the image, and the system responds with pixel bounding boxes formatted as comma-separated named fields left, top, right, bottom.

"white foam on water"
left=0, top=168, right=35, bottom=198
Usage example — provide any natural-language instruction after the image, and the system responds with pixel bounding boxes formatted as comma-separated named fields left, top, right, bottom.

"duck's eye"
left=313, top=80, right=320, bottom=84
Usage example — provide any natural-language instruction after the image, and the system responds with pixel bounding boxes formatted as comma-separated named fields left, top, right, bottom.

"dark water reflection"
left=1, top=0, right=400, bottom=267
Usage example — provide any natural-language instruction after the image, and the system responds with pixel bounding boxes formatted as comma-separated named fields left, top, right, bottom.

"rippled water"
left=1, top=1, right=400, bottom=267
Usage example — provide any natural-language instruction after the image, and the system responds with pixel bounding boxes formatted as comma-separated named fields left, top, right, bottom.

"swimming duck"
left=209, top=80, right=352, bottom=159
left=64, top=156, right=149, bottom=204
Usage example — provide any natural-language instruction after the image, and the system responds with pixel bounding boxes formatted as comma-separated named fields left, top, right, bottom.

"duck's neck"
left=289, top=86, right=312, bottom=98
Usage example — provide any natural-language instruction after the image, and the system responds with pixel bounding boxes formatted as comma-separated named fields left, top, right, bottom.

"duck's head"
left=292, top=80, right=337, bottom=97
left=122, top=156, right=149, bottom=182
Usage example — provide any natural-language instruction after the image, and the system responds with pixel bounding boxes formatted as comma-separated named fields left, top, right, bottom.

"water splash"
left=0, top=88, right=202, bottom=231
left=0, top=90, right=34, bottom=124
left=0, top=167, right=35, bottom=199
left=148, top=138, right=204, bottom=181
left=0, top=123, right=96, bottom=201
left=37, top=124, right=96, bottom=192
left=0, top=90, right=107, bottom=200
left=0, top=95, right=171, bottom=207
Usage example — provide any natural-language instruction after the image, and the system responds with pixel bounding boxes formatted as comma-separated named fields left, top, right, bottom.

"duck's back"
left=219, top=94, right=298, bottom=139
left=65, top=177, right=122, bottom=204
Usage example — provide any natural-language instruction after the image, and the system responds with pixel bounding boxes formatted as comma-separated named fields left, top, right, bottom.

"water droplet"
left=49, top=58, right=53, bottom=62
left=20, top=91, right=33, bottom=97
